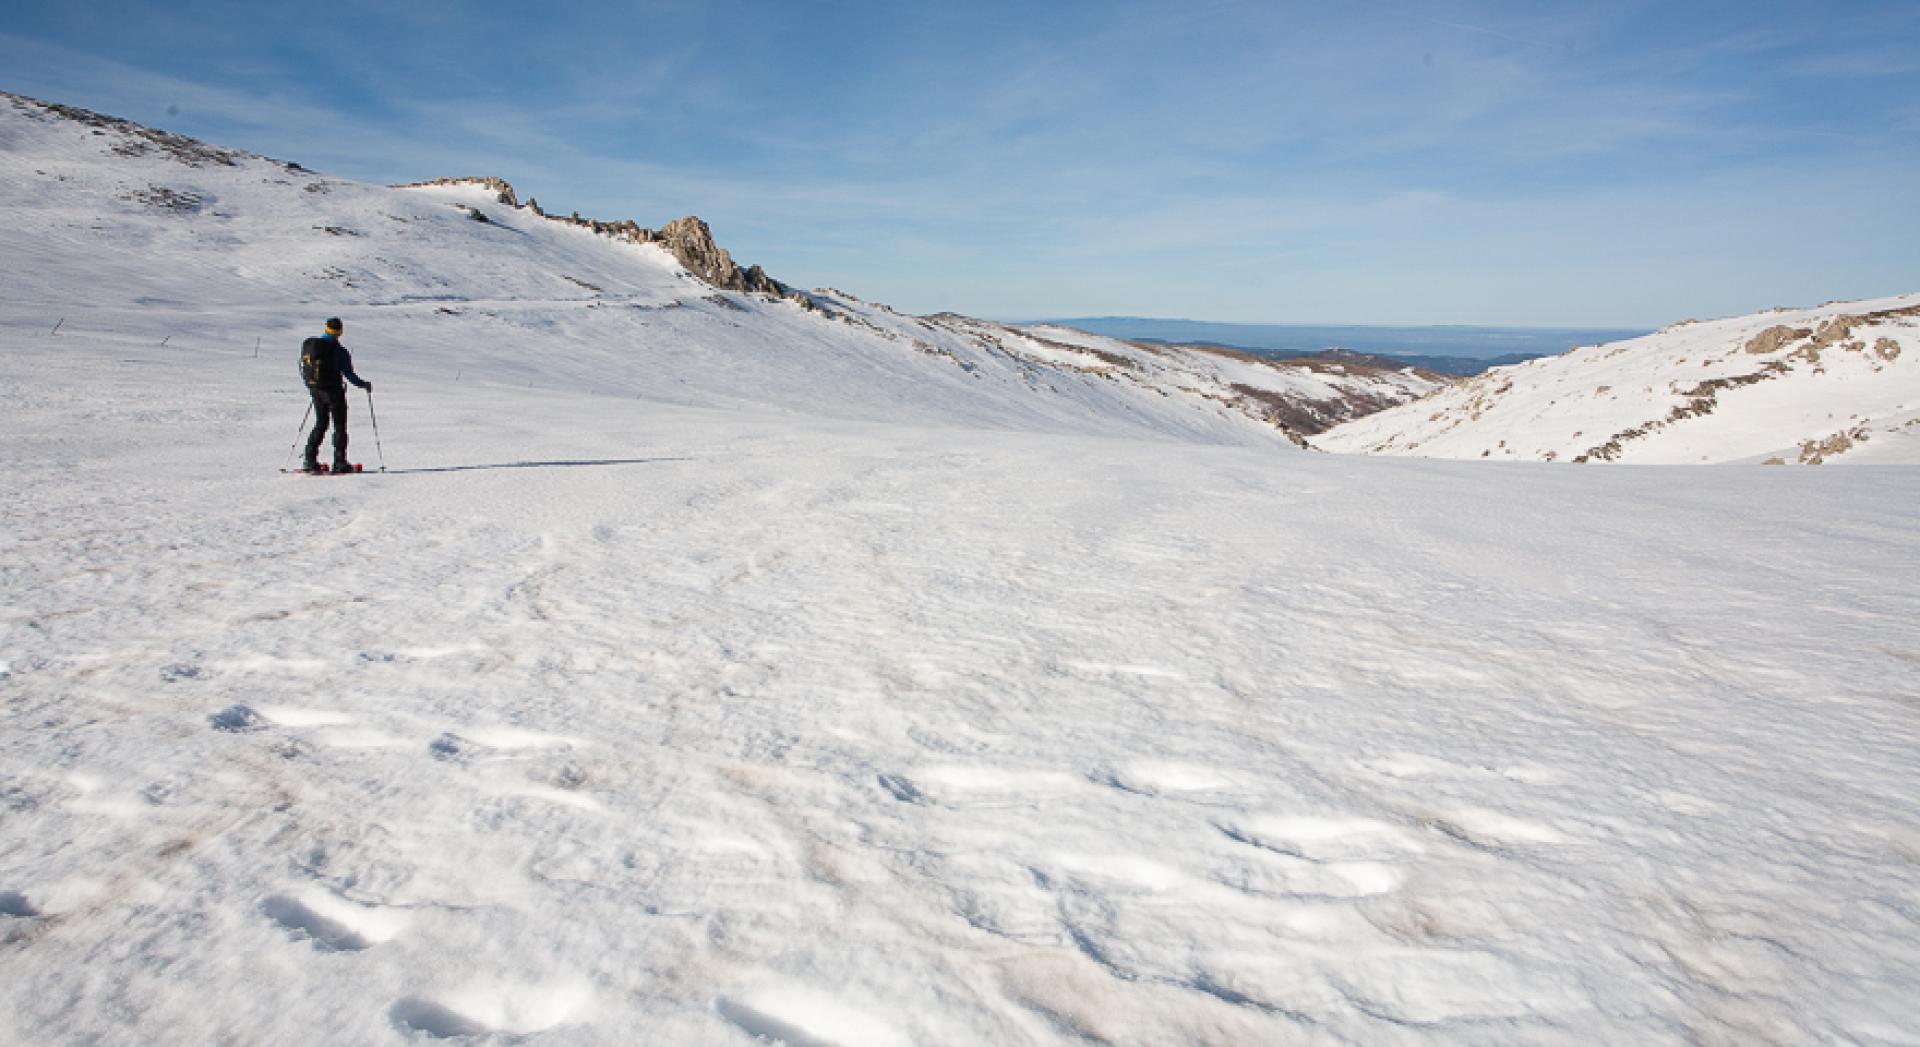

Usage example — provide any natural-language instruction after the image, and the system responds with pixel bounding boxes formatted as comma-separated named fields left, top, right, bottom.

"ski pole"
left=364, top=387, right=387, bottom=472
left=284, top=402, right=314, bottom=471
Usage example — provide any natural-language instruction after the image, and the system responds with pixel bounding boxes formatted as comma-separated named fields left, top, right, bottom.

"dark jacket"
left=300, top=334, right=370, bottom=392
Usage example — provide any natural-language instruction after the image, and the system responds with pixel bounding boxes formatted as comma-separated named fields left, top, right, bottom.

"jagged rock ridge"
left=394, top=176, right=781, bottom=295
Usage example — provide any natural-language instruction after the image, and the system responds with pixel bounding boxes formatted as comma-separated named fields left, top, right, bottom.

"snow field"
left=5, top=329, right=1920, bottom=1044
left=5, top=91, right=1920, bottom=1044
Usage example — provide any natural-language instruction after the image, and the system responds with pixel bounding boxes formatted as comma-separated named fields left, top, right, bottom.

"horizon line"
left=1011, top=315, right=1658, bottom=333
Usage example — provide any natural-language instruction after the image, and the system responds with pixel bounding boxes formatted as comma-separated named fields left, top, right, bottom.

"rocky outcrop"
left=649, top=216, right=783, bottom=294
left=1573, top=363, right=1787, bottom=462
left=1797, top=426, right=1870, bottom=464
left=1744, top=325, right=1811, bottom=354
left=405, top=181, right=785, bottom=295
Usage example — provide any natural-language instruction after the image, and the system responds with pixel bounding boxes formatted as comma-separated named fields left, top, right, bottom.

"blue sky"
left=4, top=1, right=1916, bottom=325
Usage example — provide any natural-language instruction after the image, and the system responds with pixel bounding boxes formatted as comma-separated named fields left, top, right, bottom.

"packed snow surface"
left=1315, top=294, right=1920, bottom=464
left=5, top=92, right=1920, bottom=1045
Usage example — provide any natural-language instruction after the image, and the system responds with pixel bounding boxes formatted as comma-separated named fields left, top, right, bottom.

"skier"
left=298, top=318, right=373, bottom=473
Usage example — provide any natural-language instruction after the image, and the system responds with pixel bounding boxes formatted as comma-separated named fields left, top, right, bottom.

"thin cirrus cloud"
left=2, top=0, right=1916, bottom=326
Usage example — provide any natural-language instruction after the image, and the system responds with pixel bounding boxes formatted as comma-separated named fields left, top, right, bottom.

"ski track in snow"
left=4, top=100, right=1920, bottom=1044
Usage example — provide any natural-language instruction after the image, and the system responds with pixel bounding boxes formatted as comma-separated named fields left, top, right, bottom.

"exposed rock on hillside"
left=395, top=177, right=783, bottom=296
left=5, top=90, right=272, bottom=170
left=1316, top=296, right=1920, bottom=464
left=649, top=216, right=782, bottom=295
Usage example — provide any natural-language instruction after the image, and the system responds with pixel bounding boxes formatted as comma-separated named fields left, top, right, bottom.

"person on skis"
left=298, top=317, right=373, bottom=473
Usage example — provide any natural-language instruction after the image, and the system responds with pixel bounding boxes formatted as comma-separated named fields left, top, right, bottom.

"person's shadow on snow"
left=385, top=457, right=691, bottom=475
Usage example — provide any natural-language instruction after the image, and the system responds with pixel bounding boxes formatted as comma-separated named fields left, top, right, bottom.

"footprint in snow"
left=208, top=704, right=266, bottom=732
left=261, top=889, right=409, bottom=952
left=389, top=998, right=491, bottom=1039
left=1418, top=807, right=1568, bottom=850
left=876, top=773, right=925, bottom=804
left=716, top=987, right=908, bottom=1047
left=1215, top=814, right=1431, bottom=899
left=876, top=765, right=1080, bottom=808
left=1039, top=853, right=1192, bottom=894
left=247, top=708, right=405, bottom=750
left=1221, top=814, right=1427, bottom=862
left=1097, top=760, right=1238, bottom=797
left=1, top=891, right=48, bottom=945
left=1358, top=751, right=1557, bottom=785
left=390, top=981, right=591, bottom=1039
left=429, top=726, right=576, bottom=764
left=457, top=725, right=578, bottom=751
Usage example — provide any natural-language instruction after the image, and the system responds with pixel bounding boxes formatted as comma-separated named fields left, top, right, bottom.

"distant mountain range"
left=1122, top=339, right=1545, bottom=377
left=1034, top=317, right=1653, bottom=375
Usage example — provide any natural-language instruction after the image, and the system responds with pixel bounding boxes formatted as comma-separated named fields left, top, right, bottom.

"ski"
left=279, top=463, right=364, bottom=475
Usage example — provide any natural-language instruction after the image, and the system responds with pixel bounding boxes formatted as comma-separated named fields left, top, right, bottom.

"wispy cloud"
left=3, top=1, right=1916, bottom=325
left=1783, top=48, right=1920, bottom=78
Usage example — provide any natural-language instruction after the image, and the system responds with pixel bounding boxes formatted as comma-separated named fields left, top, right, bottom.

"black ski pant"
left=305, top=386, right=350, bottom=464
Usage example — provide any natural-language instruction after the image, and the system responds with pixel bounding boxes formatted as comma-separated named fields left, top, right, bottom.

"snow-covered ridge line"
left=1314, top=292, right=1920, bottom=464
left=812, top=297, right=1448, bottom=443
left=389, top=176, right=783, bottom=296
left=0, top=89, right=1440, bottom=445
left=3, top=89, right=302, bottom=172
left=390, top=176, right=521, bottom=205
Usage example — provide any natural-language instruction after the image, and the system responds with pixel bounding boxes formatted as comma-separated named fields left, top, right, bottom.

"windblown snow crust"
left=5, top=92, right=1920, bottom=1045
left=1315, top=294, right=1920, bottom=463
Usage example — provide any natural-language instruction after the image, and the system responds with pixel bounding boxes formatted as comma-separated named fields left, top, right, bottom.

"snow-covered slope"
left=1316, top=294, right=1920, bottom=463
left=6, top=92, right=1920, bottom=1045
left=0, top=92, right=1438, bottom=447
left=1010, top=324, right=1445, bottom=437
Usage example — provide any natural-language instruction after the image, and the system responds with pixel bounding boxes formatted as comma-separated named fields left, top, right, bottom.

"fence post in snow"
left=161, top=335, right=171, bottom=347
left=51, top=318, right=64, bottom=335
left=254, top=337, right=260, bottom=358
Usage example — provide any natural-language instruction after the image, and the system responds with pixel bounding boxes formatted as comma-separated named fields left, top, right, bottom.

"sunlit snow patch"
left=255, top=706, right=356, bottom=728
left=460, top=725, right=580, bottom=750
left=1111, top=760, right=1236, bottom=793
left=717, top=986, right=909, bottom=1047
